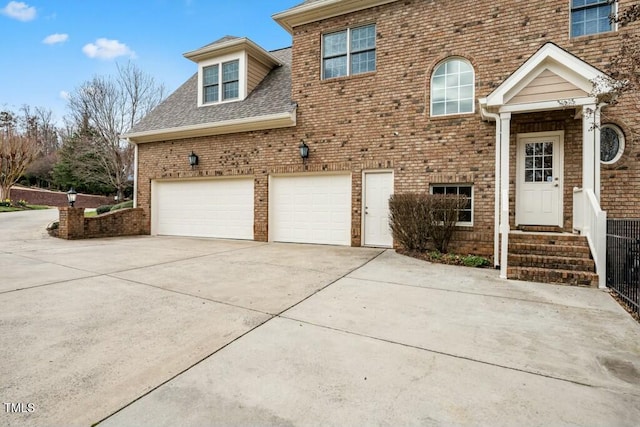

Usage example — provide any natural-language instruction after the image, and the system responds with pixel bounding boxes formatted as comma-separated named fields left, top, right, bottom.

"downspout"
left=132, top=141, right=139, bottom=208
left=480, top=102, right=501, bottom=268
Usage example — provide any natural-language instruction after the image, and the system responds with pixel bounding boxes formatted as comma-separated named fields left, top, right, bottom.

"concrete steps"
left=507, top=233, right=598, bottom=287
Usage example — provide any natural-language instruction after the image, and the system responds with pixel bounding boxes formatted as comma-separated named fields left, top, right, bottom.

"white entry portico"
left=479, top=43, right=613, bottom=287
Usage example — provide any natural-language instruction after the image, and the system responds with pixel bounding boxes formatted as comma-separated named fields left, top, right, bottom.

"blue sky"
left=0, top=0, right=300, bottom=125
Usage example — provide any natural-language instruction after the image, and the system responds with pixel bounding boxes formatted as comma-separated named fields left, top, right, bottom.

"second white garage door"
left=152, top=178, right=254, bottom=240
left=270, top=174, right=351, bottom=246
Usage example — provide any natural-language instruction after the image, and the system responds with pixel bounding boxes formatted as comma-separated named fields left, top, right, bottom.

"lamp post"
left=67, top=188, right=77, bottom=207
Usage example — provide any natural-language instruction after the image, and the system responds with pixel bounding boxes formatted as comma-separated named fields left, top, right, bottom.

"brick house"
left=124, top=0, right=639, bottom=287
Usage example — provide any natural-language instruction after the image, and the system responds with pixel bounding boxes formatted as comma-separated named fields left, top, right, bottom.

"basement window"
left=430, top=184, right=473, bottom=226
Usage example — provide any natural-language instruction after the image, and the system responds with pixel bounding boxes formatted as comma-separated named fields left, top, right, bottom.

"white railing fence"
left=573, top=187, right=607, bottom=288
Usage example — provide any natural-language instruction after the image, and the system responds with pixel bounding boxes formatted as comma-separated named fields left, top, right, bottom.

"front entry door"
left=363, top=171, right=393, bottom=247
left=516, top=132, right=564, bottom=227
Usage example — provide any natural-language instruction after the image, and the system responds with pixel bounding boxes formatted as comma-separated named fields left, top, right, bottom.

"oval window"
left=600, top=124, right=625, bottom=164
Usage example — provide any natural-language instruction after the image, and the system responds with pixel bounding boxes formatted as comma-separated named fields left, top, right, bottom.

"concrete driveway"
left=1, top=209, right=639, bottom=426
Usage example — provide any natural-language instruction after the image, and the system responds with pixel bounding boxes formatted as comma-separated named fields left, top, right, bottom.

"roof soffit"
left=273, top=0, right=399, bottom=33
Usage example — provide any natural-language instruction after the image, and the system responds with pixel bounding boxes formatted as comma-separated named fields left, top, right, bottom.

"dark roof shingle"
left=128, top=47, right=293, bottom=135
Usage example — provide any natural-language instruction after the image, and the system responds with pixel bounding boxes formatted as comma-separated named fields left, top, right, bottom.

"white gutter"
left=122, top=110, right=296, bottom=144
left=480, top=99, right=501, bottom=269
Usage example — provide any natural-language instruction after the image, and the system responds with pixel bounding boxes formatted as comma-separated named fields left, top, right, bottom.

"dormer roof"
left=183, top=36, right=282, bottom=69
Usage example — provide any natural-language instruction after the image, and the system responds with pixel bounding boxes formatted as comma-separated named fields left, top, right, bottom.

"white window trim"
left=600, top=123, right=625, bottom=165
left=569, top=0, right=617, bottom=38
left=429, top=184, right=474, bottom=227
left=321, top=23, right=376, bottom=80
left=430, top=57, right=475, bottom=117
left=198, top=52, right=247, bottom=107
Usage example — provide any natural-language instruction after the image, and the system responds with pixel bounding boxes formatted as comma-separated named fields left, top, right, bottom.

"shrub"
left=462, top=255, right=490, bottom=268
left=389, top=193, right=468, bottom=253
left=425, top=193, right=468, bottom=253
left=389, top=194, right=431, bottom=251
left=110, top=200, right=133, bottom=211
left=96, top=205, right=112, bottom=215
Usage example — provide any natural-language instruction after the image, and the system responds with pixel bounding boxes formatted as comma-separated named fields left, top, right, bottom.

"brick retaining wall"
left=11, top=187, right=113, bottom=208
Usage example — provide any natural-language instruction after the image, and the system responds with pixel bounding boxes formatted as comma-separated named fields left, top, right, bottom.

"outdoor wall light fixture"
left=299, top=140, right=309, bottom=161
left=188, top=151, right=199, bottom=169
left=67, top=187, right=77, bottom=207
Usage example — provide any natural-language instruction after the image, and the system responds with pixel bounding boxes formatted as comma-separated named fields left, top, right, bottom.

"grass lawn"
left=85, top=210, right=97, bottom=218
left=0, top=205, right=50, bottom=213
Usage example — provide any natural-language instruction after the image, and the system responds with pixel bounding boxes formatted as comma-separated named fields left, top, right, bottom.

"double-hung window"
left=430, top=185, right=473, bottom=225
left=322, top=24, right=376, bottom=79
left=571, top=0, right=614, bottom=37
left=202, top=59, right=240, bottom=104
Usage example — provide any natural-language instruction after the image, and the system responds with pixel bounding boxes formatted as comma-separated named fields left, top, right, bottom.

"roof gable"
left=485, top=43, right=611, bottom=108
left=183, top=36, right=282, bottom=69
left=273, top=0, right=399, bottom=33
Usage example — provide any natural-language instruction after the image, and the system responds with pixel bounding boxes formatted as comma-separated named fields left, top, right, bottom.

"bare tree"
left=65, top=62, right=165, bottom=198
left=0, top=129, right=39, bottom=200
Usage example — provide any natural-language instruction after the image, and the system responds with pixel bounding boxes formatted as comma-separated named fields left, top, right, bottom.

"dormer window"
left=202, top=59, right=240, bottom=104
left=222, top=61, right=239, bottom=100
left=185, top=37, right=282, bottom=108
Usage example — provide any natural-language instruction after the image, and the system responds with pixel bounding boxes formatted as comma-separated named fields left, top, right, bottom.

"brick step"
left=507, top=267, right=598, bottom=288
left=508, top=233, right=590, bottom=247
left=516, top=225, right=564, bottom=233
left=508, top=253, right=595, bottom=272
left=508, top=242, right=592, bottom=257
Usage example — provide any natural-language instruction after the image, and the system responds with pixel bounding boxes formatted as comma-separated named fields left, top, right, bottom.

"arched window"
left=431, top=58, right=474, bottom=116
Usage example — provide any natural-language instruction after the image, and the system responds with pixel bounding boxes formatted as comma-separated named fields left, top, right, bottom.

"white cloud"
left=82, top=38, right=136, bottom=60
left=59, top=91, right=70, bottom=100
left=1, top=1, right=36, bottom=21
left=43, top=33, right=68, bottom=45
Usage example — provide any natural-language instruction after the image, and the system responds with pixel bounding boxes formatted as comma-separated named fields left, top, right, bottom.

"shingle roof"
left=128, top=47, right=294, bottom=135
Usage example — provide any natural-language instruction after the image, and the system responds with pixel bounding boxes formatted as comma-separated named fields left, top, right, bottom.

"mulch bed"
left=397, top=249, right=492, bottom=268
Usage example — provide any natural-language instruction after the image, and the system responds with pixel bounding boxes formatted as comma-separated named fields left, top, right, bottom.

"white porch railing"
left=573, top=187, right=607, bottom=288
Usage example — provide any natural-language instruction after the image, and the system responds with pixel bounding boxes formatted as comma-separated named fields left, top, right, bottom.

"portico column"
left=593, top=105, right=602, bottom=201
left=499, top=112, right=511, bottom=279
left=582, top=104, right=597, bottom=195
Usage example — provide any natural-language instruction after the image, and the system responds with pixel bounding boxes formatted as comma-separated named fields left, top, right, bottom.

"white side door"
left=363, top=171, right=394, bottom=247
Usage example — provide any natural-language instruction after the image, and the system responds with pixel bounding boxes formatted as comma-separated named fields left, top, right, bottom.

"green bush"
left=462, top=255, right=490, bottom=268
left=110, top=200, right=133, bottom=211
left=96, top=205, right=112, bottom=215
left=389, top=193, right=468, bottom=253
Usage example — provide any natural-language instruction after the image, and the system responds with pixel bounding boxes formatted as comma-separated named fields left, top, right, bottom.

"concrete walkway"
left=1, top=209, right=639, bottom=426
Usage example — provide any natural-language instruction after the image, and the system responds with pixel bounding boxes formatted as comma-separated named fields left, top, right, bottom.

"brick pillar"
left=58, top=207, right=85, bottom=239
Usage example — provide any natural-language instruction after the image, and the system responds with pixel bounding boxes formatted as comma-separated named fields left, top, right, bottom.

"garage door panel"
left=270, top=175, right=351, bottom=246
left=153, top=179, right=254, bottom=240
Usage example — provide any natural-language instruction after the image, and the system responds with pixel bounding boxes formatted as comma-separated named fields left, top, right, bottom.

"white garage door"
left=270, top=174, right=351, bottom=246
left=152, top=178, right=254, bottom=239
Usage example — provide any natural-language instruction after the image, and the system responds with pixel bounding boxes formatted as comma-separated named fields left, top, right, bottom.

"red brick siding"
left=136, top=0, right=640, bottom=256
